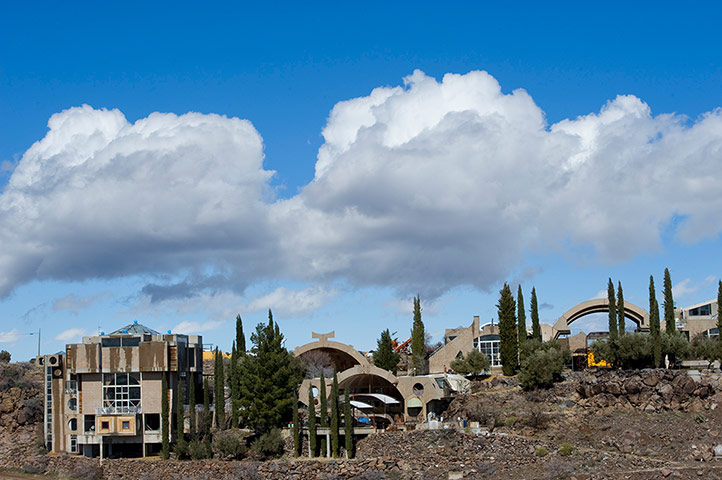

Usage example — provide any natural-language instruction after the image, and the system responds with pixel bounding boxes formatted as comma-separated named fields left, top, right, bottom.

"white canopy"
left=350, top=400, right=373, bottom=409
left=353, top=393, right=400, bottom=405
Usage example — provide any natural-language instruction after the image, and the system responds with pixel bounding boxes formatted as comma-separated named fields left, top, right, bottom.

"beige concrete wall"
left=80, top=373, right=102, bottom=414
left=396, top=376, right=447, bottom=419
left=141, top=372, right=163, bottom=413
left=67, top=343, right=101, bottom=373
left=429, top=317, right=480, bottom=374
left=101, top=346, right=141, bottom=372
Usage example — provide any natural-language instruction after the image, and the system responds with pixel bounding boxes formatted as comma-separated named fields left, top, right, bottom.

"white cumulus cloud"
left=0, top=329, right=22, bottom=343
left=54, top=327, right=89, bottom=342
left=2, top=71, right=722, bottom=308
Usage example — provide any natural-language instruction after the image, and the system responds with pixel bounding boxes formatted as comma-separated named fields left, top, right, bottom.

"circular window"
left=412, top=383, right=424, bottom=396
left=68, top=418, right=77, bottom=431
left=48, top=356, right=57, bottom=365
left=68, top=398, right=77, bottom=411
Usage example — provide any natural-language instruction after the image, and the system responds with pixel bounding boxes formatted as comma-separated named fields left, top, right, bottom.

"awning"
left=350, top=400, right=373, bottom=409
left=353, top=393, right=400, bottom=405
left=406, top=397, right=423, bottom=408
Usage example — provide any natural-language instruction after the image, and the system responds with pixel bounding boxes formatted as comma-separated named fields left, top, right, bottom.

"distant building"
left=37, top=322, right=202, bottom=458
left=678, top=299, right=719, bottom=339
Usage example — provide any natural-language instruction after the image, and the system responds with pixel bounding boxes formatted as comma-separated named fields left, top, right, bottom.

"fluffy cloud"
left=247, top=286, right=336, bottom=316
left=2, top=71, right=722, bottom=306
left=53, top=292, right=112, bottom=313
left=0, top=329, right=21, bottom=343
left=55, top=327, right=89, bottom=342
left=0, top=105, right=275, bottom=297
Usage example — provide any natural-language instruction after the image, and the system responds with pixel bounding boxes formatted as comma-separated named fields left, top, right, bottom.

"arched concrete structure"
left=553, top=298, right=649, bottom=338
left=294, top=331, right=369, bottom=372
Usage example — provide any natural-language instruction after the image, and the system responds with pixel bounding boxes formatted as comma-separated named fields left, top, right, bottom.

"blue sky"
left=2, top=2, right=722, bottom=360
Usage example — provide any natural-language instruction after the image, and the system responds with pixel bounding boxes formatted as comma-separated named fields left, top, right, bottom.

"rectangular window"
left=121, top=337, right=139, bottom=347
left=101, top=421, right=109, bottom=429
left=101, top=337, right=121, bottom=348
left=122, top=421, right=130, bottom=430
left=101, top=373, right=142, bottom=413
left=69, top=435, right=77, bottom=453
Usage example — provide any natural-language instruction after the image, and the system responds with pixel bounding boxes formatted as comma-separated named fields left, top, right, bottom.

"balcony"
left=95, top=405, right=142, bottom=415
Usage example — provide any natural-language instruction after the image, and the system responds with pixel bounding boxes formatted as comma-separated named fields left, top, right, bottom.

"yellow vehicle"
left=587, top=350, right=610, bottom=368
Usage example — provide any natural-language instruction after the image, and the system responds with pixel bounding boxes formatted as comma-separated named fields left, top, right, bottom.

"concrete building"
left=295, top=332, right=467, bottom=429
left=678, top=298, right=719, bottom=339
left=37, top=322, right=202, bottom=458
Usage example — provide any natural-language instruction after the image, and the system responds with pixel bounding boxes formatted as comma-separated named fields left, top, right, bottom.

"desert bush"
left=504, top=416, right=517, bottom=427
left=450, top=349, right=490, bottom=376
left=590, top=332, right=691, bottom=369
left=212, top=428, right=249, bottom=460
left=188, top=438, right=209, bottom=460
left=534, top=446, right=548, bottom=457
left=692, top=337, right=722, bottom=369
left=558, top=443, right=575, bottom=456
left=250, top=429, right=284, bottom=459
left=525, top=403, right=548, bottom=430
left=519, top=340, right=571, bottom=390
left=0, top=350, right=10, bottom=363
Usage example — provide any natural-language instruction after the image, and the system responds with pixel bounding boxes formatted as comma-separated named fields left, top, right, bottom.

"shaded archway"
left=553, top=298, right=649, bottom=337
left=294, top=331, right=369, bottom=373
left=337, top=365, right=404, bottom=428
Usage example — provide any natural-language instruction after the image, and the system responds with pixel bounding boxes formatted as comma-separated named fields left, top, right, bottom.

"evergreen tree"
left=517, top=285, right=527, bottom=354
left=230, top=341, right=239, bottom=428
left=308, top=387, right=317, bottom=457
left=498, top=283, right=518, bottom=376
left=664, top=268, right=676, bottom=334
left=161, top=372, right=170, bottom=459
left=214, top=348, right=225, bottom=429
left=344, top=386, right=353, bottom=458
left=188, top=374, right=196, bottom=440
left=174, top=375, right=187, bottom=458
left=203, top=376, right=211, bottom=456
left=237, top=310, right=305, bottom=433
left=373, top=329, right=400, bottom=374
left=617, top=281, right=626, bottom=335
left=330, top=371, right=339, bottom=457
left=410, top=295, right=426, bottom=373
left=292, top=391, right=300, bottom=457
left=718, top=280, right=722, bottom=342
left=607, top=278, right=618, bottom=341
left=236, top=314, right=246, bottom=353
left=649, top=275, right=662, bottom=367
left=319, top=372, right=327, bottom=456
left=530, top=287, right=542, bottom=341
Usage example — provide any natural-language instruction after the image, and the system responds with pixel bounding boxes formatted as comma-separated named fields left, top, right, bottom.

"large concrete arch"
left=294, top=331, right=370, bottom=371
left=553, top=298, right=649, bottom=337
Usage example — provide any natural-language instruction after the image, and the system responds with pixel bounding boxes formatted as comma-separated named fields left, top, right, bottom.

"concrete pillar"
left=326, top=433, right=330, bottom=457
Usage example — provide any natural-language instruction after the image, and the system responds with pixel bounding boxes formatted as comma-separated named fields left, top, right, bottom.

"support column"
left=326, top=433, right=330, bottom=458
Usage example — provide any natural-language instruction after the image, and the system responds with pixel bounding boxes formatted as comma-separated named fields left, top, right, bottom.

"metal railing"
left=95, top=405, right=142, bottom=415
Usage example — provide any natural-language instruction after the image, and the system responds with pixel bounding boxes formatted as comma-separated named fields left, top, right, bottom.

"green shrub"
left=450, top=349, right=490, bottom=376
left=250, top=429, right=284, bottom=459
left=558, top=443, right=575, bottom=456
left=519, top=340, right=571, bottom=390
left=692, top=337, right=722, bottom=369
left=212, top=429, right=248, bottom=460
left=590, top=332, right=692, bottom=369
left=504, top=416, right=517, bottom=427
left=0, top=350, right=10, bottom=363
left=188, top=439, right=209, bottom=460
left=534, top=446, right=548, bottom=457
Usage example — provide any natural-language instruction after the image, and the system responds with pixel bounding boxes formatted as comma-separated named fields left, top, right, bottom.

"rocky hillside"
left=0, top=362, right=44, bottom=461
left=5, top=367, right=722, bottom=479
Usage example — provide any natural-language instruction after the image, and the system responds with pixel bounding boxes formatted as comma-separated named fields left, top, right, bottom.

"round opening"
left=68, top=398, right=77, bottom=411
left=68, top=418, right=77, bottom=431
left=48, top=356, right=57, bottom=365
left=412, top=383, right=424, bottom=396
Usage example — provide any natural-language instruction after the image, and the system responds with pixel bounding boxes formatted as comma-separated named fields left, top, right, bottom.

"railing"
left=95, top=405, right=142, bottom=415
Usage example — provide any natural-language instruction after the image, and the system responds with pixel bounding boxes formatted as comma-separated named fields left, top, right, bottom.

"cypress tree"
left=319, top=372, right=327, bottom=456
left=664, top=268, right=676, bottom=334
left=530, top=287, right=541, bottom=341
left=161, top=372, right=170, bottom=459
left=203, top=376, right=211, bottom=456
left=497, top=283, right=518, bottom=376
left=236, top=314, right=246, bottom=353
left=344, top=385, right=353, bottom=459
left=717, top=280, right=722, bottom=341
left=214, top=348, right=225, bottom=429
left=607, top=278, right=618, bottom=341
left=410, top=295, right=426, bottom=374
left=517, top=285, right=527, bottom=350
left=188, top=373, right=196, bottom=440
left=617, top=281, right=626, bottom=335
left=308, top=387, right=317, bottom=457
left=330, top=371, right=339, bottom=457
left=174, top=375, right=187, bottom=458
left=373, top=329, right=400, bottom=374
left=230, top=341, right=239, bottom=428
left=649, top=275, right=662, bottom=367
left=292, top=391, right=300, bottom=457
